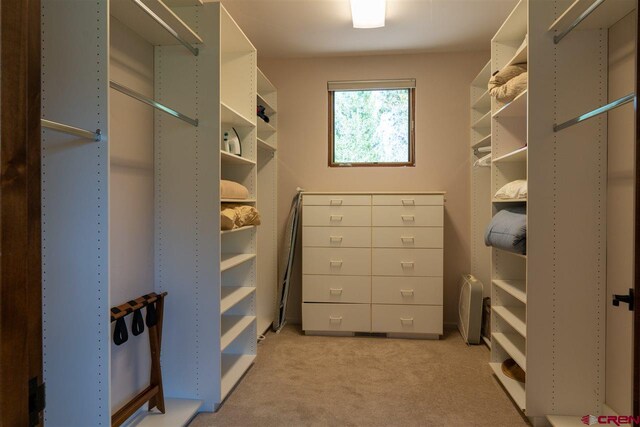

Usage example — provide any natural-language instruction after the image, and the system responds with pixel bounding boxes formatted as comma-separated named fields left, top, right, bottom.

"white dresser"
left=301, top=192, right=445, bottom=338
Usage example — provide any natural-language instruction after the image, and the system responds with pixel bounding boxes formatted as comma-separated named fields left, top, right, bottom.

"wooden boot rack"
left=110, top=292, right=168, bottom=427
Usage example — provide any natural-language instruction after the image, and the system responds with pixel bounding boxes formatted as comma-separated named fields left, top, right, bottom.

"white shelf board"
left=471, top=60, right=491, bottom=88
left=221, top=287, right=255, bottom=314
left=492, top=198, right=527, bottom=203
left=492, top=332, right=527, bottom=371
left=220, top=198, right=257, bottom=204
left=221, top=354, right=256, bottom=399
left=549, top=0, right=636, bottom=33
left=221, top=225, right=255, bottom=235
left=163, top=0, right=202, bottom=5
left=110, top=0, right=203, bottom=46
left=221, top=315, right=256, bottom=351
left=493, top=305, right=527, bottom=338
left=471, top=111, right=491, bottom=130
left=495, top=248, right=528, bottom=260
left=257, top=94, right=277, bottom=115
left=482, top=335, right=492, bottom=349
left=493, top=279, right=527, bottom=304
left=221, top=253, right=256, bottom=272
left=257, top=120, right=276, bottom=139
left=493, top=90, right=527, bottom=119
left=221, top=102, right=255, bottom=128
left=122, top=398, right=202, bottom=427
left=492, top=146, right=527, bottom=163
left=472, top=90, right=491, bottom=112
left=220, top=151, right=256, bottom=166
left=471, top=134, right=492, bottom=150
left=220, top=4, right=256, bottom=53
left=547, top=415, right=590, bottom=427
left=489, top=362, right=526, bottom=411
left=507, top=41, right=527, bottom=67
left=257, top=138, right=277, bottom=152
left=492, top=0, right=527, bottom=42
left=257, top=68, right=277, bottom=95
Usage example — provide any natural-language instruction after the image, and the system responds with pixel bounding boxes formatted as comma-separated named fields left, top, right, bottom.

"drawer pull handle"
left=330, top=199, right=343, bottom=205
left=330, top=260, right=343, bottom=267
left=329, top=236, right=343, bottom=242
left=401, top=199, right=415, bottom=206
left=329, top=316, right=343, bottom=322
left=329, top=288, right=343, bottom=294
left=400, top=236, right=415, bottom=242
left=401, top=215, right=415, bottom=222
left=400, top=317, right=414, bottom=323
left=330, top=215, right=343, bottom=221
left=401, top=261, right=415, bottom=268
left=400, top=289, right=415, bottom=296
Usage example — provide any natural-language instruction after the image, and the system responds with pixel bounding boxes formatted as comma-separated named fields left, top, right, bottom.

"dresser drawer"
left=372, top=227, right=443, bottom=248
left=372, top=206, right=443, bottom=227
left=372, top=249, right=443, bottom=276
left=303, top=206, right=371, bottom=227
left=303, top=275, right=371, bottom=303
left=303, top=248, right=371, bottom=275
left=303, top=194, right=371, bottom=206
left=372, top=277, right=442, bottom=305
left=303, top=226, right=371, bottom=248
left=372, top=194, right=444, bottom=206
left=372, top=304, right=442, bottom=334
left=303, top=303, right=371, bottom=332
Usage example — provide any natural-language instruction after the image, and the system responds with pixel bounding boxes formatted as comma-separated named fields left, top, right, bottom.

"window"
left=328, top=79, right=415, bottom=167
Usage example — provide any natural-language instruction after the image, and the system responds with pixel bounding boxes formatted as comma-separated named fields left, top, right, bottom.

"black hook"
left=132, top=309, right=145, bottom=336
left=146, top=302, right=158, bottom=327
left=113, top=317, right=129, bottom=345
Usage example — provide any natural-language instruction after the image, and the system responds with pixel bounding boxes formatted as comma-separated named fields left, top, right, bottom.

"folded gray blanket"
left=484, top=206, right=526, bottom=255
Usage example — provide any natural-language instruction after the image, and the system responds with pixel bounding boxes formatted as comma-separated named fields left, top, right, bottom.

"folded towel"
left=221, top=208, right=236, bottom=230
left=494, top=179, right=527, bottom=200
left=220, top=180, right=249, bottom=200
left=221, top=204, right=261, bottom=230
left=484, top=206, right=526, bottom=255
left=489, top=64, right=527, bottom=103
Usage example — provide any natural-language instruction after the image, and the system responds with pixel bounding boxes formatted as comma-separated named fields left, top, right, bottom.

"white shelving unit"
left=152, top=0, right=258, bottom=415
left=42, top=0, right=215, bottom=424
left=470, top=60, right=492, bottom=329
left=489, top=0, right=528, bottom=417
left=256, top=68, right=278, bottom=336
left=218, top=3, right=259, bottom=404
left=485, top=0, right=637, bottom=423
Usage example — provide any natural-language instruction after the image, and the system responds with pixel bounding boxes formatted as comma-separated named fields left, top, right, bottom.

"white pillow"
left=494, top=180, right=527, bottom=200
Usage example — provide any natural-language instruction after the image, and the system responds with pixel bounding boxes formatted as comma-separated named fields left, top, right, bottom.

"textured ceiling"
left=219, top=0, right=518, bottom=58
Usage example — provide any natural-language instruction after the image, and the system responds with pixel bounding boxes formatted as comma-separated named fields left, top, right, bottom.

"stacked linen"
left=484, top=206, right=527, bottom=255
left=220, top=180, right=261, bottom=230
left=489, top=63, right=527, bottom=104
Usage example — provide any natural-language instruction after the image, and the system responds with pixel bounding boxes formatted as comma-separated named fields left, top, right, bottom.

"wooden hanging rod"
left=110, top=292, right=168, bottom=322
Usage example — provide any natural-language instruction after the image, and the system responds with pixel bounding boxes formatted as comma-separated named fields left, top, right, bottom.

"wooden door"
left=0, top=0, right=43, bottom=425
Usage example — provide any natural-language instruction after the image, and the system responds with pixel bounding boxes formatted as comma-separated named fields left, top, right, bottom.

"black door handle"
left=612, top=288, right=635, bottom=311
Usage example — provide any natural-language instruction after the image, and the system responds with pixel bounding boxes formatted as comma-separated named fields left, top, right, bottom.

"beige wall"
left=260, top=51, right=488, bottom=326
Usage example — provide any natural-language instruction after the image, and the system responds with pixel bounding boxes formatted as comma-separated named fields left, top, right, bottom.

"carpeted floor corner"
left=190, top=325, right=529, bottom=427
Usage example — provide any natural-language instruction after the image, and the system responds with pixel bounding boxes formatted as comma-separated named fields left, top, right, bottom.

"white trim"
left=328, top=79, right=416, bottom=91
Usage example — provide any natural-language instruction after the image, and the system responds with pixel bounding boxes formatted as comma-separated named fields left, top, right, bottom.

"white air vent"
left=458, top=274, right=483, bottom=344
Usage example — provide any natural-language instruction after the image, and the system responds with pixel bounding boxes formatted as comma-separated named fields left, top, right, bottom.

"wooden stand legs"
left=111, top=292, right=167, bottom=427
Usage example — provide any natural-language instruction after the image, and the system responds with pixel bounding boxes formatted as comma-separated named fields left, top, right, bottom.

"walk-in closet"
left=1, top=0, right=638, bottom=425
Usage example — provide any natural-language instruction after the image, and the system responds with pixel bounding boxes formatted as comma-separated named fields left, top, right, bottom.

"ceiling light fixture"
left=350, top=0, right=386, bottom=29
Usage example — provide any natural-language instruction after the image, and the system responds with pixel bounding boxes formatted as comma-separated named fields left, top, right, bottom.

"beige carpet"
left=190, top=325, right=529, bottom=427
